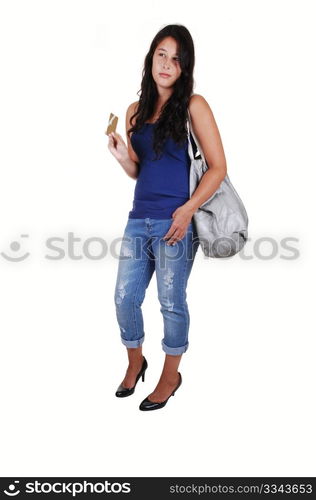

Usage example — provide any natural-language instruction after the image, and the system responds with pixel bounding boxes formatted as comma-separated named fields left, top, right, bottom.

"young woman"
left=108, top=24, right=227, bottom=411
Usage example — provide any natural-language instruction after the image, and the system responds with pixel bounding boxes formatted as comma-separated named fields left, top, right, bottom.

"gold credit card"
left=105, top=113, right=118, bottom=135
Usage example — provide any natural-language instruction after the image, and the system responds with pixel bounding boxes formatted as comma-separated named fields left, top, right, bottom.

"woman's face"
left=152, top=36, right=182, bottom=88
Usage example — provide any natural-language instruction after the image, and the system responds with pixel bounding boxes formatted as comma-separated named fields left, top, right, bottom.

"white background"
left=0, top=0, right=315, bottom=477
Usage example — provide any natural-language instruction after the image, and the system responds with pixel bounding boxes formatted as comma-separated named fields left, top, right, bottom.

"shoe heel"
left=142, top=371, right=145, bottom=382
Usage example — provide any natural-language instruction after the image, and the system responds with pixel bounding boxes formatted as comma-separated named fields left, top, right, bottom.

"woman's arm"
left=107, top=101, right=140, bottom=180
left=184, top=94, right=227, bottom=213
left=122, top=101, right=140, bottom=179
left=163, top=94, right=227, bottom=244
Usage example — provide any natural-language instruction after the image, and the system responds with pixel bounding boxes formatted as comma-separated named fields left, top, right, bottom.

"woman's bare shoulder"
left=126, top=100, right=140, bottom=126
left=188, top=94, right=216, bottom=126
left=189, top=93, right=209, bottom=111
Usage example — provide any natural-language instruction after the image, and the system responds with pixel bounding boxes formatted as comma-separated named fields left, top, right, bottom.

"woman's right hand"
left=107, top=132, right=129, bottom=163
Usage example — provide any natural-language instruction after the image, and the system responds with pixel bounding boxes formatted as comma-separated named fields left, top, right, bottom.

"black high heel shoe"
left=139, top=372, right=182, bottom=411
left=115, top=355, right=148, bottom=398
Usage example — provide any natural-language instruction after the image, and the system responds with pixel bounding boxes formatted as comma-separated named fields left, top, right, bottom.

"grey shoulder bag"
left=187, top=110, right=249, bottom=258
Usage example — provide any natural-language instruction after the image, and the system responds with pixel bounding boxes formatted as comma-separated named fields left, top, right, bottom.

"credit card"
left=105, top=113, right=118, bottom=135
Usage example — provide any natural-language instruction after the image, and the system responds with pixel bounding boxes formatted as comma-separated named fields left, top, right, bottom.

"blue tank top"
left=128, top=122, right=191, bottom=219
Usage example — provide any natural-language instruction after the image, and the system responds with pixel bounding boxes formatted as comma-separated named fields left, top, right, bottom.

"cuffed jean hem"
left=161, top=340, right=189, bottom=355
left=121, top=335, right=145, bottom=348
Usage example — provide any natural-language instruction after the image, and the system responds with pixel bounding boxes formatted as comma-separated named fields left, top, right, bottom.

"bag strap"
left=186, top=117, right=196, bottom=161
left=186, top=109, right=208, bottom=167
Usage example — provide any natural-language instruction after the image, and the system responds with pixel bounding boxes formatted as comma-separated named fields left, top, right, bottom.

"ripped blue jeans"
left=114, top=217, right=199, bottom=355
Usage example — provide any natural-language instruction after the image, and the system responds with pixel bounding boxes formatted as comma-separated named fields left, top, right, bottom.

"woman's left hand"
left=163, top=204, right=195, bottom=246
